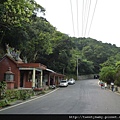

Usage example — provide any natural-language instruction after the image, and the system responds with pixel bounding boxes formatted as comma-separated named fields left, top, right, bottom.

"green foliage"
left=100, top=54, right=120, bottom=86
left=1, top=0, right=120, bottom=77
left=0, top=81, right=7, bottom=99
left=2, top=0, right=45, bottom=26
left=99, top=66, right=116, bottom=84
left=114, top=61, right=120, bottom=86
left=0, top=81, right=6, bottom=91
left=19, top=90, right=31, bottom=100
left=0, top=99, right=9, bottom=108
left=3, top=89, right=34, bottom=100
left=0, top=0, right=45, bottom=44
left=0, top=89, right=35, bottom=107
left=78, top=59, right=94, bottom=75
left=0, top=88, right=52, bottom=107
left=5, top=89, right=20, bottom=100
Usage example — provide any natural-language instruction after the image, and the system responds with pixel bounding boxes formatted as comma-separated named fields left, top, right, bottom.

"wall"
left=78, top=74, right=97, bottom=80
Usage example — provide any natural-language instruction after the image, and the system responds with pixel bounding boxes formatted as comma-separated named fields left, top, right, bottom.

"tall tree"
left=0, top=0, right=45, bottom=43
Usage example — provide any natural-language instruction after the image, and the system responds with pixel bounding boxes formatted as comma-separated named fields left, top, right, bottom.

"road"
left=0, top=79, right=120, bottom=114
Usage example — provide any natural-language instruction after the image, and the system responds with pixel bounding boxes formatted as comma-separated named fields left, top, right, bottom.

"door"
left=20, top=71, right=24, bottom=87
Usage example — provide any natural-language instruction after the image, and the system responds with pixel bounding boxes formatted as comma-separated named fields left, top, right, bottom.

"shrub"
left=19, top=89, right=34, bottom=100
left=1, top=89, right=34, bottom=102
left=0, top=81, right=7, bottom=99
left=0, top=99, right=9, bottom=107
left=99, top=66, right=116, bottom=84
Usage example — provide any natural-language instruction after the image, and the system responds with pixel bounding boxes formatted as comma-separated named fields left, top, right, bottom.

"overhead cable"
left=76, top=0, right=79, bottom=37
left=87, top=0, right=98, bottom=37
left=82, top=0, right=89, bottom=37
left=70, top=0, right=75, bottom=36
left=82, top=0, right=84, bottom=37
left=84, top=0, right=91, bottom=37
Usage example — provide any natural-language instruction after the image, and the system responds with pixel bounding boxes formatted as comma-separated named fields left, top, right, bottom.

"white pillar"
left=32, top=68, right=36, bottom=88
left=40, top=71, right=43, bottom=87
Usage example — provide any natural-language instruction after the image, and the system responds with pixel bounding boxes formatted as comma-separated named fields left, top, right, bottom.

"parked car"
left=59, top=80, right=68, bottom=87
left=68, top=78, right=75, bottom=85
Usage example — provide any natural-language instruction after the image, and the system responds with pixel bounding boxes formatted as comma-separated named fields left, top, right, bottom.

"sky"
left=35, top=0, right=120, bottom=47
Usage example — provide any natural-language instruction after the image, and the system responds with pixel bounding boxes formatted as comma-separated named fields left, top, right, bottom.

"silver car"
left=59, top=80, right=68, bottom=87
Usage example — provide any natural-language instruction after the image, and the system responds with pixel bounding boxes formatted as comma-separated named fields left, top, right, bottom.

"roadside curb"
left=0, top=88, right=59, bottom=112
left=108, top=89, right=120, bottom=96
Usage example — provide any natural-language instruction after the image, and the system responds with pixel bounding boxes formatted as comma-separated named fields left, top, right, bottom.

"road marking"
left=0, top=88, right=59, bottom=112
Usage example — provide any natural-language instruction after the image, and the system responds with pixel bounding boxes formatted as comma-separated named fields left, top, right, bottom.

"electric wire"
left=76, top=0, right=79, bottom=37
left=82, top=0, right=89, bottom=37
left=70, top=0, right=98, bottom=38
left=87, top=0, right=98, bottom=37
left=82, top=0, right=84, bottom=37
left=70, top=0, right=75, bottom=36
left=84, top=0, right=91, bottom=37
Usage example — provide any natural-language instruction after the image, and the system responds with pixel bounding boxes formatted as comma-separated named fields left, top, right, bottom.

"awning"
left=45, top=68, right=65, bottom=77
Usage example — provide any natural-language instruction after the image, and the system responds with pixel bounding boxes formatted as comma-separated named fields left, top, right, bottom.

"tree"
left=20, top=17, right=55, bottom=62
left=78, top=59, right=94, bottom=75
left=0, top=0, right=45, bottom=43
left=99, top=66, right=116, bottom=84
left=2, top=0, right=45, bottom=25
left=114, top=61, right=120, bottom=86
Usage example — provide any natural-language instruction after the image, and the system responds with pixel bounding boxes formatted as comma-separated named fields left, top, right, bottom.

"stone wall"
left=78, top=74, right=97, bottom=80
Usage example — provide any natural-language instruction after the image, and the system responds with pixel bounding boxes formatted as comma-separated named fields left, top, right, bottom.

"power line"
left=82, top=0, right=84, bottom=37
left=84, top=0, right=91, bottom=37
left=70, top=0, right=75, bottom=36
left=70, top=0, right=98, bottom=38
left=76, top=0, right=79, bottom=37
left=82, top=0, right=89, bottom=37
left=87, top=0, right=98, bottom=37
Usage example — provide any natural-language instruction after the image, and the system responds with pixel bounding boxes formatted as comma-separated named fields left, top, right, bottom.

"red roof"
left=0, top=54, right=47, bottom=70
left=17, top=63, right=47, bottom=70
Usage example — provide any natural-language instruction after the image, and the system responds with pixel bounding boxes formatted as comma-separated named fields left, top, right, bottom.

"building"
left=0, top=45, right=65, bottom=89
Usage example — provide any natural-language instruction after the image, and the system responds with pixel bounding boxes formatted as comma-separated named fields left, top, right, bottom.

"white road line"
left=0, top=88, right=59, bottom=112
left=98, top=80, right=100, bottom=86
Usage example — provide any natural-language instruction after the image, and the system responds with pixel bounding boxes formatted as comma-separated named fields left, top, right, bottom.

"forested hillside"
left=1, top=0, right=120, bottom=80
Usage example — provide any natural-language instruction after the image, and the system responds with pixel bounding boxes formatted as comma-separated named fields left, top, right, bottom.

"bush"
left=0, top=99, right=9, bottom=107
left=1, top=89, right=34, bottom=102
left=0, top=88, right=50, bottom=107
left=99, top=66, right=116, bottom=84
left=19, top=90, right=30, bottom=100
left=5, top=90, right=21, bottom=100
left=0, top=81, right=7, bottom=99
left=19, top=89, right=34, bottom=100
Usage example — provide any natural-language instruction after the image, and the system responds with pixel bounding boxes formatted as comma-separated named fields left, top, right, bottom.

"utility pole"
left=77, top=57, right=78, bottom=80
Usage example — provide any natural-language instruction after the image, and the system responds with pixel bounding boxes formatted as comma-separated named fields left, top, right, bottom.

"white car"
left=59, top=80, right=68, bottom=87
left=68, top=78, right=75, bottom=85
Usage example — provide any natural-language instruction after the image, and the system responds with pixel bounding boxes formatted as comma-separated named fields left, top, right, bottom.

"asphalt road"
left=0, top=79, right=120, bottom=114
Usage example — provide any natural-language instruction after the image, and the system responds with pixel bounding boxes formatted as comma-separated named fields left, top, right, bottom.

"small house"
left=0, top=45, right=65, bottom=89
